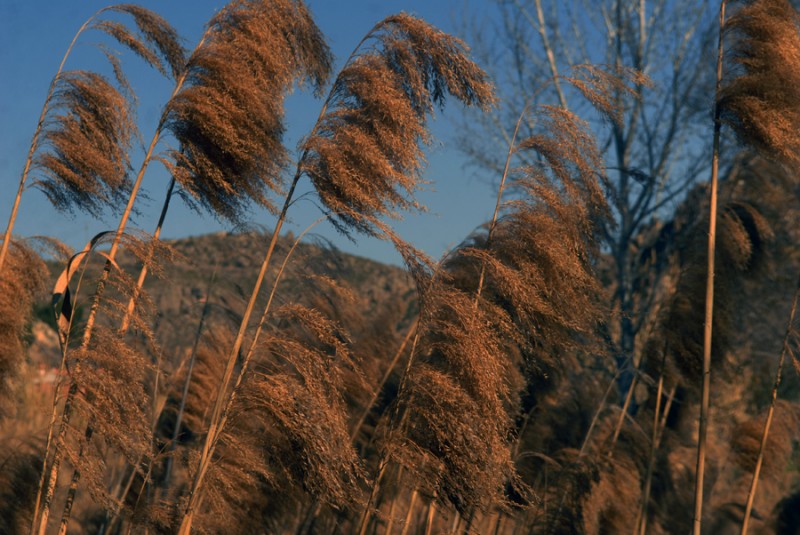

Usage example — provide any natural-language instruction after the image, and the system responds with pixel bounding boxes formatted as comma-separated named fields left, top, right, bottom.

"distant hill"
left=32, top=231, right=417, bottom=369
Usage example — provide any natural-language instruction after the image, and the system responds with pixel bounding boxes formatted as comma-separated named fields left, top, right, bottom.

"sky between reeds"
left=0, top=0, right=503, bottom=266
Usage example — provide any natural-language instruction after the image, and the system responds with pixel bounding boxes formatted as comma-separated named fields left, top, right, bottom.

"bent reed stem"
left=37, top=35, right=204, bottom=534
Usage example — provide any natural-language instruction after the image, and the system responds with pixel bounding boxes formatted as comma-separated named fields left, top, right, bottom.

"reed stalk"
left=0, top=8, right=114, bottom=274
left=740, top=275, right=800, bottom=534
left=692, top=3, right=726, bottom=532
left=38, top=34, right=204, bottom=535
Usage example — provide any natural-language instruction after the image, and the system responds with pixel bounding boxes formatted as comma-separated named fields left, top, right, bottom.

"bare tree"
left=461, top=0, right=722, bottom=395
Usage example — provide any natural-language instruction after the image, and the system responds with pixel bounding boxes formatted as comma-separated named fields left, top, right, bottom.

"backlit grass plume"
left=0, top=4, right=184, bottom=272
left=95, top=5, right=186, bottom=81
left=301, top=13, right=495, bottom=235
left=166, top=0, right=332, bottom=222
left=185, top=301, right=364, bottom=533
left=33, top=72, right=136, bottom=218
left=719, top=0, right=800, bottom=169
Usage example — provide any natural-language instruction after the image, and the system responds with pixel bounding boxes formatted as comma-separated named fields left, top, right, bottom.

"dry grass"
left=720, top=0, right=800, bottom=169
left=166, top=0, right=332, bottom=222
left=4, top=1, right=800, bottom=534
left=301, top=13, right=495, bottom=236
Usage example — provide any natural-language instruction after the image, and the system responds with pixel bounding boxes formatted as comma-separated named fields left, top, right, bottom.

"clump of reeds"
left=172, top=10, right=496, bottom=533
left=377, top=94, right=616, bottom=530
left=0, top=4, right=184, bottom=273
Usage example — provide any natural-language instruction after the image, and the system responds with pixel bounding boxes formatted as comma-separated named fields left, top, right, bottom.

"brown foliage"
left=0, top=241, right=48, bottom=417
left=301, top=13, right=495, bottom=236
left=34, top=71, right=136, bottom=217
left=720, top=0, right=800, bottom=169
left=102, top=5, right=187, bottom=80
left=166, top=0, right=332, bottom=222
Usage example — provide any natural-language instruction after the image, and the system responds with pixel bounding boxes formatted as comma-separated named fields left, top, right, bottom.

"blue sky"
left=0, top=0, right=504, bottom=266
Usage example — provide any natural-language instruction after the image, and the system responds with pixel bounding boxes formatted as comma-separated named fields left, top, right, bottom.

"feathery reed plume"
left=32, top=8, right=186, bottom=530
left=539, top=423, right=644, bottom=534
left=31, top=233, right=168, bottom=534
left=663, top=198, right=773, bottom=382
left=563, top=64, right=652, bottom=126
left=402, top=360, right=517, bottom=512
left=53, top=238, right=166, bottom=525
left=189, top=406, right=276, bottom=535
left=581, top=457, right=643, bottom=534
left=249, top=303, right=364, bottom=505
left=732, top=401, right=800, bottom=485
left=0, top=241, right=48, bottom=418
left=165, top=0, right=332, bottom=222
left=158, top=327, right=229, bottom=451
left=719, top=0, right=800, bottom=169
left=57, top=332, right=154, bottom=518
left=487, top=104, right=610, bottom=421
left=180, top=301, right=364, bottom=533
left=115, top=0, right=328, bottom=337
left=515, top=106, right=609, bottom=227
left=129, top=327, right=230, bottom=533
left=389, top=274, right=519, bottom=511
left=33, top=71, right=135, bottom=218
left=301, top=13, right=495, bottom=235
left=97, top=5, right=186, bottom=80
left=0, top=5, right=183, bottom=273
